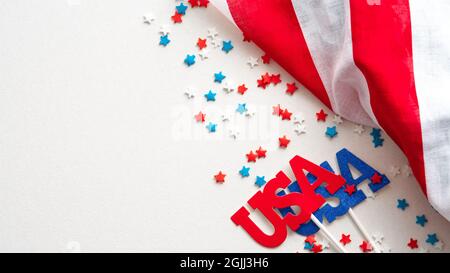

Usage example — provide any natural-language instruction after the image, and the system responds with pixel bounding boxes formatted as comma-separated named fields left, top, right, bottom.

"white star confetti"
left=207, top=28, right=219, bottom=39
left=353, top=124, right=365, bottom=135
left=222, top=81, right=235, bottom=94
left=434, top=241, right=444, bottom=250
left=199, top=49, right=210, bottom=60
left=402, top=165, right=412, bottom=176
left=294, top=123, right=307, bottom=135
left=372, top=232, right=384, bottom=245
left=184, top=87, right=196, bottom=99
left=211, top=38, right=222, bottom=48
left=143, top=13, right=155, bottom=24
left=221, top=113, right=231, bottom=122
left=389, top=165, right=401, bottom=177
left=332, top=115, right=343, bottom=125
left=246, top=57, right=259, bottom=68
left=245, top=105, right=256, bottom=118
left=229, top=128, right=240, bottom=139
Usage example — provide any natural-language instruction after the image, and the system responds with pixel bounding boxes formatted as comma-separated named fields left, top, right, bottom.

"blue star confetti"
left=176, top=3, right=188, bottom=15
left=236, top=103, right=247, bottom=114
left=184, top=54, right=196, bottom=66
left=206, top=122, right=217, bottom=133
left=416, top=214, right=428, bottom=227
left=239, top=166, right=250, bottom=177
left=159, top=34, right=170, bottom=46
left=255, top=176, right=266, bottom=187
left=397, top=199, right=409, bottom=210
left=204, top=90, right=216, bottom=102
left=222, top=40, right=234, bottom=53
left=370, top=128, right=384, bottom=148
left=426, top=233, right=439, bottom=246
left=304, top=242, right=313, bottom=250
left=325, top=126, right=338, bottom=138
left=214, top=72, right=226, bottom=83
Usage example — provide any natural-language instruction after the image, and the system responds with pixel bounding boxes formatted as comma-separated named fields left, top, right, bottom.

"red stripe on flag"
left=349, top=0, right=427, bottom=194
left=226, top=0, right=331, bottom=108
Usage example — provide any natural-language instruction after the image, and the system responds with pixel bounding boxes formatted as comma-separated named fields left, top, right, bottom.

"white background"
left=0, top=0, right=449, bottom=252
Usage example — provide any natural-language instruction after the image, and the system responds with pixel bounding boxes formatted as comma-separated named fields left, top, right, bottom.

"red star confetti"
left=281, top=109, right=292, bottom=120
left=171, top=12, right=183, bottom=24
left=271, top=74, right=281, bottom=85
left=214, top=171, right=226, bottom=183
left=197, top=38, right=207, bottom=50
left=255, top=147, right=267, bottom=158
left=305, top=235, right=316, bottom=245
left=246, top=151, right=257, bottom=163
left=199, top=0, right=210, bottom=7
left=286, top=82, right=298, bottom=95
left=188, top=0, right=199, bottom=7
left=272, top=104, right=283, bottom=116
left=194, top=111, right=206, bottom=123
left=312, top=244, right=323, bottom=253
left=359, top=241, right=373, bottom=253
left=279, top=135, right=291, bottom=148
left=261, top=53, right=270, bottom=64
left=371, top=172, right=382, bottom=184
left=340, top=234, right=351, bottom=245
left=257, top=77, right=269, bottom=89
left=408, top=238, right=418, bottom=249
left=316, top=109, right=328, bottom=122
left=344, top=184, right=356, bottom=196
left=237, top=84, right=248, bottom=95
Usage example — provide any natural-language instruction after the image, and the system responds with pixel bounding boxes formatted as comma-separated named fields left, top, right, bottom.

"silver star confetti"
left=246, top=57, right=259, bottom=68
left=353, top=124, right=365, bottom=135
left=332, top=115, right=343, bottom=125
left=143, top=13, right=155, bottom=24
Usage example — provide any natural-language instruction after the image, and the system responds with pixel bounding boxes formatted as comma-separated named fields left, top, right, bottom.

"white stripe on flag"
left=410, top=0, right=450, bottom=221
left=290, top=0, right=378, bottom=127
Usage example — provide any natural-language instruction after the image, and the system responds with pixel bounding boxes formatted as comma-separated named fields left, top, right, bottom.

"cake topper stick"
left=310, top=215, right=347, bottom=253
left=348, top=208, right=381, bottom=253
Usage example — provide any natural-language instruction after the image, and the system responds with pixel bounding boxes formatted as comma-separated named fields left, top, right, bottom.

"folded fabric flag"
left=211, top=0, right=450, bottom=221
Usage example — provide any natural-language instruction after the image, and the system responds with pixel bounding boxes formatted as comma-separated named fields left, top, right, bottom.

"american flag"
left=212, top=0, right=450, bottom=221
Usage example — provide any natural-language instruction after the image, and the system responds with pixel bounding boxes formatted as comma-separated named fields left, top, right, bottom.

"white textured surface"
left=0, top=0, right=448, bottom=252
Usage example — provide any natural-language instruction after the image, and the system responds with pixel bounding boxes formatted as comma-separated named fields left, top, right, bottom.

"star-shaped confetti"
left=332, top=115, right=343, bottom=124
left=372, top=232, right=384, bottom=245
left=281, top=109, right=292, bottom=120
left=239, top=166, right=250, bottom=177
left=214, top=72, right=226, bottom=83
left=143, top=13, right=155, bottom=24
left=294, top=123, right=307, bottom=135
left=184, top=54, right=196, bottom=66
left=204, top=90, right=216, bottom=101
left=325, top=126, right=338, bottom=138
left=222, top=81, right=235, bottom=94
left=197, top=38, right=207, bottom=50
left=214, top=171, right=226, bottom=183
left=271, top=74, right=281, bottom=85
left=246, top=151, right=257, bottom=163
left=184, top=87, right=196, bottom=99
left=255, top=176, right=266, bottom=187
left=359, top=241, right=372, bottom=253
left=316, top=109, right=328, bottom=122
left=198, top=49, right=210, bottom=60
left=199, top=0, right=210, bottom=7
left=247, top=57, right=259, bottom=68
left=407, top=238, right=418, bottom=249
left=397, top=198, right=409, bottom=210
left=286, top=82, right=298, bottom=95
left=390, top=166, right=401, bottom=177
left=222, top=40, right=234, bottom=53
left=353, top=124, right=365, bottom=135
left=188, top=0, right=199, bottom=7
left=159, top=34, right=170, bottom=46
left=340, top=234, right=351, bottom=245
left=171, top=11, right=183, bottom=23
left=159, top=25, right=171, bottom=35
left=426, top=233, right=439, bottom=246
left=293, top=112, right=305, bottom=124
left=255, top=147, right=266, bottom=158
left=206, top=122, right=217, bottom=133
left=312, top=244, right=323, bottom=253
left=279, top=135, right=291, bottom=148
left=237, top=84, right=248, bottom=95
left=305, top=235, right=316, bottom=245
left=236, top=103, right=247, bottom=114
left=176, top=3, right=188, bottom=15
left=194, top=111, right=205, bottom=122
left=207, top=27, right=218, bottom=39
left=416, top=214, right=428, bottom=227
